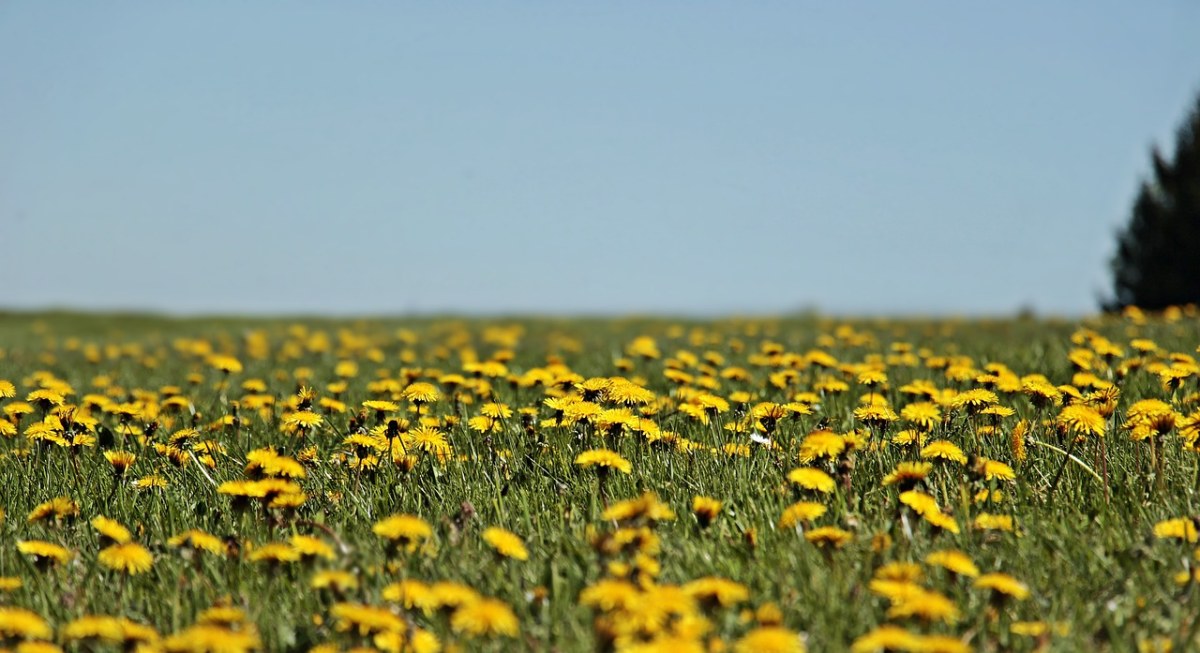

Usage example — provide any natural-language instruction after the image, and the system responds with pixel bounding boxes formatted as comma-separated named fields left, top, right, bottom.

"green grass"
left=1, top=310, right=1198, bottom=652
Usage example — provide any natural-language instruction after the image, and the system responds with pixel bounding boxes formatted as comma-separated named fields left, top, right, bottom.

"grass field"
left=1, top=309, right=1199, bottom=653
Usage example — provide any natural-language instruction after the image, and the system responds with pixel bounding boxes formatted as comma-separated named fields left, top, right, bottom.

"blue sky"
left=2, top=2, right=1198, bottom=316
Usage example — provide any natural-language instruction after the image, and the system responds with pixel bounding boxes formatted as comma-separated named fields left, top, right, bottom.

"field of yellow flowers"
left=1, top=308, right=1199, bottom=652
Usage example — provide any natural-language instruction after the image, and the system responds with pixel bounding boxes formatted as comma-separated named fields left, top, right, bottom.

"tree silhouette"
left=1108, top=91, right=1200, bottom=311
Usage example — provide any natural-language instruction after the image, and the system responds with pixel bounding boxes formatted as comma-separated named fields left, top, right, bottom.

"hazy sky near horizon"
left=3, top=2, right=1199, bottom=316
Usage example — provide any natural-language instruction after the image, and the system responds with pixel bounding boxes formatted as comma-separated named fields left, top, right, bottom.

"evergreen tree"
left=1108, top=91, right=1200, bottom=311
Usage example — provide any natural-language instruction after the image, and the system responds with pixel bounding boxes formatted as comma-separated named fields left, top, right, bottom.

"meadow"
left=1, top=308, right=1199, bottom=653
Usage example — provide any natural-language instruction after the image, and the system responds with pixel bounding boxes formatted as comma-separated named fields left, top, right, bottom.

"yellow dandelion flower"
left=0, top=607, right=53, bottom=640
left=450, top=598, right=519, bottom=638
left=925, top=549, right=979, bottom=577
left=805, top=526, right=853, bottom=549
left=975, top=572, right=1030, bottom=600
left=691, top=496, right=723, bottom=528
left=290, top=535, right=335, bottom=561
left=685, top=577, right=750, bottom=608
left=786, top=467, right=836, bottom=493
left=27, top=496, right=79, bottom=524
left=282, top=410, right=323, bottom=431
left=168, top=529, right=226, bottom=555
left=574, top=449, right=632, bottom=474
left=163, top=623, right=260, bottom=653
left=1153, top=517, right=1199, bottom=543
left=1056, top=404, right=1106, bottom=438
left=975, top=458, right=1016, bottom=482
left=90, top=515, right=132, bottom=544
left=886, top=587, right=959, bottom=624
left=920, top=440, right=967, bottom=465
left=580, top=579, right=640, bottom=612
left=922, top=511, right=960, bottom=534
left=483, top=527, right=529, bottom=561
left=851, top=625, right=922, bottom=653
left=798, top=430, right=846, bottom=463
left=734, top=626, right=806, bottom=653
left=311, top=570, right=359, bottom=593
left=602, top=493, right=676, bottom=523
left=382, top=579, right=434, bottom=611
left=899, top=490, right=941, bottom=517
left=973, top=513, right=1015, bottom=533
left=882, top=462, right=932, bottom=488
left=373, top=514, right=433, bottom=550
left=778, top=502, right=827, bottom=529
left=403, top=382, right=441, bottom=404
left=97, top=543, right=153, bottom=575
left=17, top=540, right=72, bottom=567
left=329, top=602, right=404, bottom=636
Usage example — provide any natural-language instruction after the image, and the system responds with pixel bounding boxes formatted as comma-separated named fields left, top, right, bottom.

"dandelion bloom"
left=606, top=380, right=656, bottom=406
left=602, top=493, right=676, bottom=523
left=851, top=625, right=922, bottom=653
left=951, top=389, right=998, bottom=412
left=382, top=579, right=434, bottom=612
left=975, top=458, right=1016, bottom=482
left=91, top=516, right=132, bottom=544
left=899, top=490, right=941, bottom=518
left=901, top=402, right=942, bottom=431
left=362, top=399, right=399, bottom=413
left=373, top=514, right=433, bottom=551
left=283, top=410, right=323, bottom=431
left=403, top=382, right=441, bottom=404
left=103, top=451, right=137, bottom=475
left=168, top=529, right=226, bottom=555
left=0, top=607, right=53, bottom=640
left=207, top=355, right=243, bottom=374
left=778, top=502, right=827, bottom=529
left=329, top=602, right=405, bottom=636
left=734, top=626, right=806, bottom=653
left=451, top=598, right=519, bottom=638
left=975, top=572, right=1030, bottom=600
left=684, top=577, right=750, bottom=608
left=574, top=449, right=632, bottom=474
left=920, top=440, right=967, bottom=465
left=290, top=535, right=335, bottom=561
left=17, top=540, right=72, bottom=567
left=691, top=496, right=723, bottom=528
left=925, top=549, right=979, bottom=578
left=483, top=527, right=529, bottom=561
left=63, top=616, right=159, bottom=647
left=579, top=579, right=640, bottom=612
left=429, top=581, right=482, bottom=611
left=786, top=467, right=836, bottom=494
left=973, top=513, right=1015, bottom=533
left=1056, top=404, right=1105, bottom=438
left=882, top=462, right=932, bottom=488
left=857, top=370, right=888, bottom=387
left=26, top=389, right=65, bottom=410
left=886, top=587, right=959, bottom=624
left=312, top=570, right=360, bottom=593
left=98, top=543, right=154, bottom=575
left=914, top=635, right=970, bottom=653
left=798, top=430, right=846, bottom=463
left=1153, top=517, right=1199, bottom=543
left=854, top=404, right=899, bottom=426
left=805, top=526, right=853, bottom=549
left=922, top=511, right=960, bottom=534
left=27, top=496, right=79, bottom=524
left=163, top=623, right=260, bottom=653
